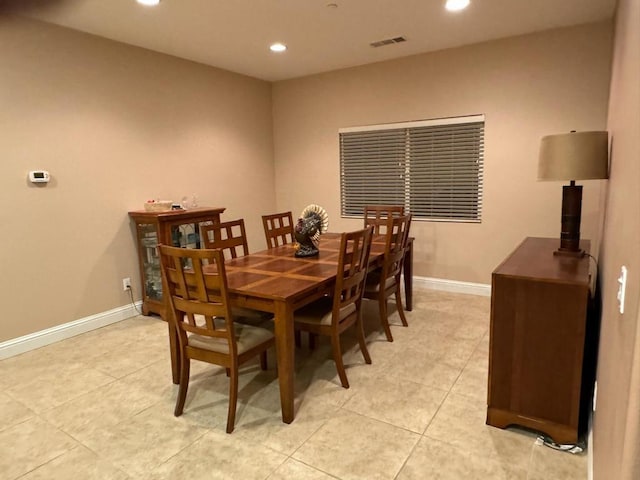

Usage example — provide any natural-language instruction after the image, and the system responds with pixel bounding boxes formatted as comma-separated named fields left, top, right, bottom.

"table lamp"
left=538, top=130, right=609, bottom=257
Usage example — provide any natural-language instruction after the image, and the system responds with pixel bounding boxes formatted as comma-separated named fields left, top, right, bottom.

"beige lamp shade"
left=538, top=131, right=609, bottom=181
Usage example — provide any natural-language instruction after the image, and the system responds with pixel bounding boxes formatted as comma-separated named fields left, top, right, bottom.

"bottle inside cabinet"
left=139, top=224, right=162, bottom=301
left=173, top=224, right=200, bottom=249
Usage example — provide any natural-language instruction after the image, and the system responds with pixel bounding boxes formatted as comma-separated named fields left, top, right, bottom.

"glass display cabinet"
left=128, top=207, right=225, bottom=317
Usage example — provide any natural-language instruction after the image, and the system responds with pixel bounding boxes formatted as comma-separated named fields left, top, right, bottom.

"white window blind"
left=340, top=115, right=484, bottom=222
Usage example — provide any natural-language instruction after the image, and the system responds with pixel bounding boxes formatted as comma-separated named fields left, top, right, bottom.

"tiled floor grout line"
left=1, top=292, right=587, bottom=479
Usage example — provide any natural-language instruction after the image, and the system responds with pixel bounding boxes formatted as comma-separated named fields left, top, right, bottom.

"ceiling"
left=12, top=0, right=616, bottom=81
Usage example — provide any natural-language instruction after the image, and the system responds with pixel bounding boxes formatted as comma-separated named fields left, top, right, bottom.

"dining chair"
left=201, top=218, right=249, bottom=259
left=158, top=245, right=275, bottom=434
left=293, top=226, right=373, bottom=388
left=364, top=214, right=412, bottom=342
left=262, top=211, right=294, bottom=248
left=364, top=205, right=405, bottom=235
left=200, top=219, right=272, bottom=326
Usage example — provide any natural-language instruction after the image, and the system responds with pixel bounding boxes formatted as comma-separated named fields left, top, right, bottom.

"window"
left=339, top=115, right=484, bottom=222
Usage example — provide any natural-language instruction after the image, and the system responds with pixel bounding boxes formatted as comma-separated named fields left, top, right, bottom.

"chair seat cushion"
left=188, top=319, right=273, bottom=355
left=232, top=307, right=273, bottom=327
left=365, top=272, right=396, bottom=293
left=294, top=296, right=356, bottom=327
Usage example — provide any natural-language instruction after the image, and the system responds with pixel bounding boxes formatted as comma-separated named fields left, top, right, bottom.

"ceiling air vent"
left=370, top=36, right=406, bottom=48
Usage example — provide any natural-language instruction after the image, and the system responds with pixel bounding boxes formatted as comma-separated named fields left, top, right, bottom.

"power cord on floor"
left=127, top=284, right=143, bottom=315
left=536, top=435, right=585, bottom=454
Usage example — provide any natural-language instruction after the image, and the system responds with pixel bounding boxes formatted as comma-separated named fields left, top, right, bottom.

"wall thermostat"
left=29, top=170, right=50, bottom=183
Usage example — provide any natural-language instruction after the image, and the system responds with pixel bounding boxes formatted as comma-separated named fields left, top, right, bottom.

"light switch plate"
left=617, top=266, right=628, bottom=314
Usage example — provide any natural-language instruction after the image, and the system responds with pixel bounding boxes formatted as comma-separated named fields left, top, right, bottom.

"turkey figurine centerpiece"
left=294, top=204, right=329, bottom=258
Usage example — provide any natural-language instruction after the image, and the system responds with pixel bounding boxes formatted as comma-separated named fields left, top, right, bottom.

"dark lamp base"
left=555, top=182, right=584, bottom=258
left=553, top=249, right=585, bottom=258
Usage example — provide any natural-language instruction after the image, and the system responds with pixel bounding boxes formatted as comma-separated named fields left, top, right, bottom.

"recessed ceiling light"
left=137, top=0, right=160, bottom=6
left=270, top=43, right=287, bottom=53
left=445, top=0, right=470, bottom=12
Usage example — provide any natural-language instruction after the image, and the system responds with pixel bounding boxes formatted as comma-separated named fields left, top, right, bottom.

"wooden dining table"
left=167, top=232, right=413, bottom=424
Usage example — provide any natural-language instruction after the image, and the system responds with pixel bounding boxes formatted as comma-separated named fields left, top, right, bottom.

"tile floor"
left=0, top=290, right=587, bottom=479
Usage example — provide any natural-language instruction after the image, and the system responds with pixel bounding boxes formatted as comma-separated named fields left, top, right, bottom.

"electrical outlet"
left=122, top=277, right=131, bottom=291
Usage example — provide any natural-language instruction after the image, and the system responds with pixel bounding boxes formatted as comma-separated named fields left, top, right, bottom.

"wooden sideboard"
left=486, top=237, right=596, bottom=444
left=128, top=207, right=225, bottom=316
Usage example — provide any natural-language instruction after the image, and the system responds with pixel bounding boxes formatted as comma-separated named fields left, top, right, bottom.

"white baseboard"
left=1, top=276, right=485, bottom=360
left=413, top=275, right=491, bottom=297
left=0, top=302, right=142, bottom=360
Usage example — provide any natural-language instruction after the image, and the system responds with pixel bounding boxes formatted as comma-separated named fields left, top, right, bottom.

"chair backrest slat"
left=159, top=245, right=237, bottom=354
left=333, top=226, right=373, bottom=324
left=364, top=205, right=405, bottom=235
left=380, top=214, right=412, bottom=282
left=262, top=211, right=294, bottom=248
left=201, top=219, right=249, bottom=259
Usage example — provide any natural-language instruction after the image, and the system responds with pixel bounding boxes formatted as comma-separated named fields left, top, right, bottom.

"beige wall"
left=2, top=10, right=637, bottom=478
left=594, top=0, right=640, bottom=478
left=272, top=22, right=612, bottom=284
left=0, top=16, right=275, bottom=342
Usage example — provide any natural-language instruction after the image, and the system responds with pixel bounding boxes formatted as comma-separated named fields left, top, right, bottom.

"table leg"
left=274, top=301, right=295, bottom=423
left=404, top=239, right=414, bottom=311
